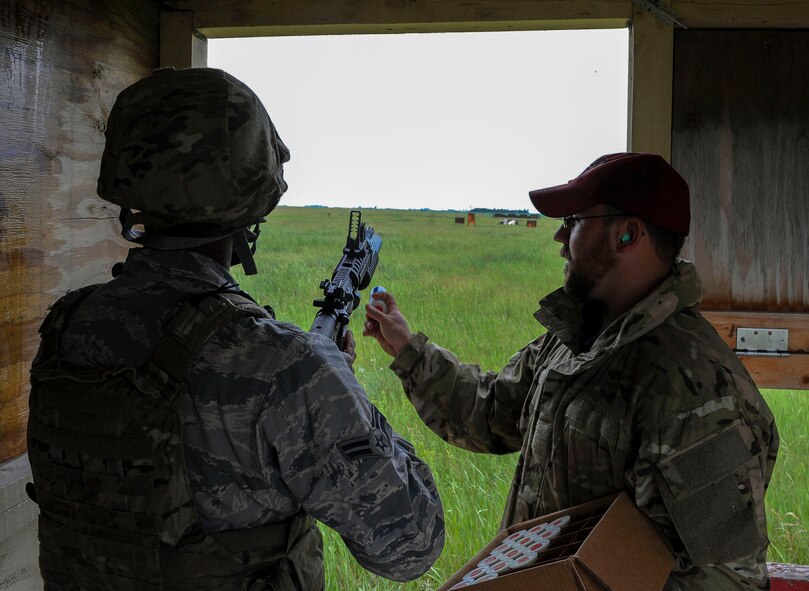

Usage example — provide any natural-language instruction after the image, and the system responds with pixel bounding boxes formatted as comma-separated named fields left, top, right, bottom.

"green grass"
left=236, top=206, right=808, bottom=588
left=761, top=389, right=809, bottom=565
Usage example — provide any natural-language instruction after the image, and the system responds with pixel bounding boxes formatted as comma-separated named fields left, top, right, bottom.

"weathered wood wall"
left=0, top=0, right=161, bottom=464
left=674, top=30, right=809, bottom=312
left=672, top=30, right=809, bottom=389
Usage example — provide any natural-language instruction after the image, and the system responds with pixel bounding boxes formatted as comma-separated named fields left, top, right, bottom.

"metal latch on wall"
left=735, top=328, right=789, bottom=357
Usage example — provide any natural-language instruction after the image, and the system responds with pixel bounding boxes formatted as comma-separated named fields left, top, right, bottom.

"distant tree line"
left=470, top=208, right=540, bottom=219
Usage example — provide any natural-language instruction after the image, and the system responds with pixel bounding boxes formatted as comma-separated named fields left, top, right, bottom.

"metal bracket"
left=631, top=0, right=688, bottom=29
left=735, top=327, right=789, bottom=357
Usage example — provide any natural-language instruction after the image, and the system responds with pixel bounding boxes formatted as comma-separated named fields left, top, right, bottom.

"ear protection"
left=620, top=232, right=633, bottom=244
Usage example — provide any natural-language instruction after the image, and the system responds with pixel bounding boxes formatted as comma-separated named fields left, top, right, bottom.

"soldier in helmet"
left=364, top=153, right=779, bottom=590
left=27, top=68, right=444, bottom=590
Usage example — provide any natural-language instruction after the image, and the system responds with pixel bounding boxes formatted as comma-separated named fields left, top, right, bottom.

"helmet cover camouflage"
left=97, top=67, right=289, bottom=230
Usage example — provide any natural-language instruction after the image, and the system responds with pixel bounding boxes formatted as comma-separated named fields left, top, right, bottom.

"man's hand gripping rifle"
left=310, top=210, right=382, bottom=350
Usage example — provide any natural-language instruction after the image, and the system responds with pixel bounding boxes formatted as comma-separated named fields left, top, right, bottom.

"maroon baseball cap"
left=528, top=152, right=690, bottom=236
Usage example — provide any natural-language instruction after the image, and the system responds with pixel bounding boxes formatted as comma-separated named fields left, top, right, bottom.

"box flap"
left=477, top=559, right=591, bottom=591
left=575, top=493, right=674, bottom=591
left=572, top=562, right=611, bottom=591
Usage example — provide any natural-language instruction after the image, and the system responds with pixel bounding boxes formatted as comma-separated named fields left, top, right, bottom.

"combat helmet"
left=97, top=67, right=290, bottom=274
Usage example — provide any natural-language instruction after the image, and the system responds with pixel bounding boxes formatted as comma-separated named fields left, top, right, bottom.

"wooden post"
left=628, top=6, right=674, bottom=159
left=160, top=10, right=209, bottom=68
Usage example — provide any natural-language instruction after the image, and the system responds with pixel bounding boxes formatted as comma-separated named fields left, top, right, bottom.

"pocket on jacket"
left=653, top=419, right=764, bottom=565
left=562, top=396, right=630, bottom=495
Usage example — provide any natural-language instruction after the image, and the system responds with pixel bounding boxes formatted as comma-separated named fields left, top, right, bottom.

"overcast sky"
left=209, top=29, right=629, bottom=211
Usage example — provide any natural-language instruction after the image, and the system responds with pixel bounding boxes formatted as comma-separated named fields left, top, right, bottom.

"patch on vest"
left=337, top=407, right=394, bottom=461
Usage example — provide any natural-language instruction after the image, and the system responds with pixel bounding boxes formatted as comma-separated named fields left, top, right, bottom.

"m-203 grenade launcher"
left=310, top=210, right=382, bottom=349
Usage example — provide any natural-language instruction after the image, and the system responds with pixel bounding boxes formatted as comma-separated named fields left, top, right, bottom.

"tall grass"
left=237, top=206, right=807, bottom=589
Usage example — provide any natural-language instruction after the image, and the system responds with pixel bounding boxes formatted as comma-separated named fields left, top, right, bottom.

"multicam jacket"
left=391, top=260, right=778, bottom=590
left=54, top=247, right=444, bottom=583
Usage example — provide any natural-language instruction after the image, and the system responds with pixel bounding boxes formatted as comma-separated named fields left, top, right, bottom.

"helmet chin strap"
left=120, top=207, right=263, bottom=275
left=119, top=207, right=235, bottom=249
left=231, top=223, right=261, bottom=275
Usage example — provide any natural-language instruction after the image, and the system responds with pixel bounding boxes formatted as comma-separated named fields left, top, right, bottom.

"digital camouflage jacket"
left=391, top=260, right=778, bottom=590
left=30, top=286, right=323, bottom=590
left=52, top=247, right=444, bottom=584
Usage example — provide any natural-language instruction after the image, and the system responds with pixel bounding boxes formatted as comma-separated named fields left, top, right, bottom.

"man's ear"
left=616, top=219, right=642, bottom=249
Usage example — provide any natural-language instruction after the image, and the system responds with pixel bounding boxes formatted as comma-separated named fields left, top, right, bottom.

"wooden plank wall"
left=673, top=30, right=809, bottom=313
left=0, top=0, right=161, bottom=464
left=672, top=30, right=809, bottom=389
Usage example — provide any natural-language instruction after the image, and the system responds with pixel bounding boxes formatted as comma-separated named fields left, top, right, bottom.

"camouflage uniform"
left=391, top=260, right=778, bottom=590
left=44, top=246, right=444, bottom=584
left=29, top=67, right=443, bottom=588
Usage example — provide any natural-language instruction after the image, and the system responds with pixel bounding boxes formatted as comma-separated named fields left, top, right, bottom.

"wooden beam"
left=162, top=0, right=633, bottom=37
left=163, top=0, right=809, bottom=35
left=627, top=5, right=673, bottom=158
left=160, top=10, right=208, bottom=68
left=703, top=310, right=809, bottom=390
left=159, top=0, right=809, bottom=37
left=731, top=355, right=809, bottom=391
left=672, top=0, right=809, bottom=29
left=702, top=311, right=809, bottom=352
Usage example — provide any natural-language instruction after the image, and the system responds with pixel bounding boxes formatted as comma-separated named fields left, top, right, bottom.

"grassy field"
left=237, top=206, right=808, bottom=589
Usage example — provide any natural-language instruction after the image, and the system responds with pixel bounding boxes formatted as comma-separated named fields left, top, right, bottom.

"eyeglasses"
left=560, top=214, right=627, bottom=230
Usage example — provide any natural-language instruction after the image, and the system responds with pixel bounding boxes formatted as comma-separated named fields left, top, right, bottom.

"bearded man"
left=363, top=152, right=779, bottom=590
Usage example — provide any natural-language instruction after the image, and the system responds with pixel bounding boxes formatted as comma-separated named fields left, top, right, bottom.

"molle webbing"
left=143, top=293, right=272, bottom=400
left=28, top=287, right=317, bottom=590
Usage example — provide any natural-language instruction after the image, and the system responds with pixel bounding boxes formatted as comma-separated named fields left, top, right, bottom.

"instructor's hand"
left=363, top=291, right=413, bottom=358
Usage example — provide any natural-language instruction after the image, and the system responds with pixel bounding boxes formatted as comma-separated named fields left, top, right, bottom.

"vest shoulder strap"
left=144, top=292, right=272, bottom=401
left=33, top=284, right=103, bottom=369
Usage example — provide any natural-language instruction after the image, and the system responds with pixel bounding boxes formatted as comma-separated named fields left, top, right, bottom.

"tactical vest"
left=27, top=286, right=325, bottom=591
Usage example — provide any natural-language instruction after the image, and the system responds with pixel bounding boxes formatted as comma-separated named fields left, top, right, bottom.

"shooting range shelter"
left=2, top=0, right=809, bottom=587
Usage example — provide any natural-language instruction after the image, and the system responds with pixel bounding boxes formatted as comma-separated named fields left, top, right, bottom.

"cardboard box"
left=438, top=492, right=674, bottom=591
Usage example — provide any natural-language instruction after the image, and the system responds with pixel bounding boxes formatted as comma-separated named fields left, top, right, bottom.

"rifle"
left=310, top=210, right=382, bottom=349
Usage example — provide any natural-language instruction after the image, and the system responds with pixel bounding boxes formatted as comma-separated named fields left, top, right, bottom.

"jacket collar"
left=534, top=260, right=704, bottom=355
left=122, top=247, right=239, bottom=296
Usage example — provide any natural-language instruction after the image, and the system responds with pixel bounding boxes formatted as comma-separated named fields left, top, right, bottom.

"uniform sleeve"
left=258, top=332, right=444, bottom=582
left=389, top=332, right=541, bottom=454
left=629, top=377, right=777, bottom=585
